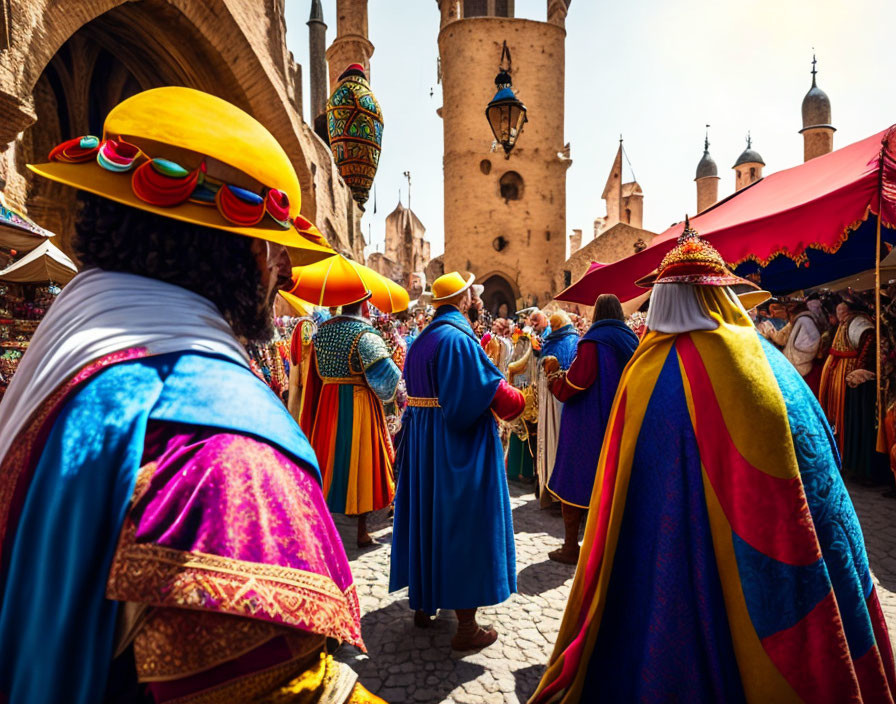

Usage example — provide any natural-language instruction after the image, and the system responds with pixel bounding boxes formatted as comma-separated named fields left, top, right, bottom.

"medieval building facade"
left=367, top=199, right=430, bottom=295
left=0, top=0, right=369, bottom=262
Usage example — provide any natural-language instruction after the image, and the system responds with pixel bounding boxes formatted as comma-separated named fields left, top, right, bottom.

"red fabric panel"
left=489, top=380, right=525, bottom=420
left=867, top=589, right=896, bottom=698
left=677, top=334, right=821, bottom=565
left=557, top=129, right=891, bottom=303
left=761, top=591, right=861, bottom=704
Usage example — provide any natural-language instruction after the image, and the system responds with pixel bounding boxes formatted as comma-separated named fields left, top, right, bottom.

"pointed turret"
left=800, top=54, right=835, bottom=161
left=695, top=126, right=719, bottom=213
left=733, top=132, right=764, bottom=191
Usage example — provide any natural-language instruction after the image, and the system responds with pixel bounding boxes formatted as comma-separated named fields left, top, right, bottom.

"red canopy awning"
left=558, top=127, right=896, bottom=304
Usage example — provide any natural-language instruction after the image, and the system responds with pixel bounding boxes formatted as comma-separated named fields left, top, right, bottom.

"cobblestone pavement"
left=333, top=481, right=896, bottom=704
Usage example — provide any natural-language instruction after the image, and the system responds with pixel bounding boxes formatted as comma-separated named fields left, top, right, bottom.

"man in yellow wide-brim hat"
left=389, top=271, right=526, bottom=651
left=0, top=87, right=383, bottom=704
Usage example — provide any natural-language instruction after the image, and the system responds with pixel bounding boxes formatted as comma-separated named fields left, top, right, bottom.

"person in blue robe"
left=544, top=295, right=638, bottom=563
left=389, top=272, right=525, bottom=651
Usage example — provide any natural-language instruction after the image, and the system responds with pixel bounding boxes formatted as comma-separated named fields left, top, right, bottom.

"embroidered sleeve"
left=356, top=331, right=391, bottom=371
left=364, top=357, right=401, bottom=403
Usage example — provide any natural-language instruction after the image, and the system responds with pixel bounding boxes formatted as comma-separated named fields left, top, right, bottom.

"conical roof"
left=695, top=133, right=718, bottom=179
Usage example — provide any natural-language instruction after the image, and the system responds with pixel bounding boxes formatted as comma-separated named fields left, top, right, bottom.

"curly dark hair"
left=74, top=192, right=273, bottom=341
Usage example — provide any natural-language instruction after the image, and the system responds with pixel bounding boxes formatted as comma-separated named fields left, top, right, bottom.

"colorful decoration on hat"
left=294, top=213, right=330, bottom=247
left=326, top=64, right=384, bottom=206
left=216, top=184, right=265, bottom=226
left=641, top=215, right=759, bottom=289
left=46, top=135, right=304, bottom=233
left=97, top=139, right=141, bottom=172
left=48, top=136, right=100, bottom=163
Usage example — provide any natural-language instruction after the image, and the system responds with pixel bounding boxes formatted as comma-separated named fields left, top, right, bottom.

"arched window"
left=499, top=171, right=524, bottom=202
left=750, top=167, right=756, bottom=180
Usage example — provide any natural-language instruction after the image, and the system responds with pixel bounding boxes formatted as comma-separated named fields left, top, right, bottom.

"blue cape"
left=0, top=352, right=317, bottom=704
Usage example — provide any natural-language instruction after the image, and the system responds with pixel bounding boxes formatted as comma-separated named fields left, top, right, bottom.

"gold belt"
left=407, top=396, right=440, bottom=408
left=321, top=377, right=365, bottom=385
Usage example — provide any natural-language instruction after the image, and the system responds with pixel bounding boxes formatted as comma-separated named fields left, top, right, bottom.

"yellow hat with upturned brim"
left=431, top=271, right=475, bottom=303
left=27, top=87, right=333, bottom=262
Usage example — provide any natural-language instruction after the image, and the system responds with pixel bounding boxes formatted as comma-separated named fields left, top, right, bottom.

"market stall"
left=557, top=126, right=896, bottom=304
left=0, top=213, right=75, bottom=400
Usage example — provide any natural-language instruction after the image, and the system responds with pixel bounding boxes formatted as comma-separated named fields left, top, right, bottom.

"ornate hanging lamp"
left=326, top=64, right=384, bottom=207
left=485, top=42, right=527, bottom=158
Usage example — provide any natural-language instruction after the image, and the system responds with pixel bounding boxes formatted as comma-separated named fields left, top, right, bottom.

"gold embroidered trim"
left=321, top=377, right=366, bottom=385
left=162, top=649, right=317, bottom=704
left=406, top=396, right=440, bottom=408
left=107, top=520, right=364, bottom=650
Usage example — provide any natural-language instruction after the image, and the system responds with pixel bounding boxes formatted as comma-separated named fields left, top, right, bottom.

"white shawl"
left=0, top=268, right=250, bottom=468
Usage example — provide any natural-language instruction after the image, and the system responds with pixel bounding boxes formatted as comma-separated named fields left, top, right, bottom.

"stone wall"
left=562, top=222, right=655, bottom=290
left=0, top=0, right=364, bottom=262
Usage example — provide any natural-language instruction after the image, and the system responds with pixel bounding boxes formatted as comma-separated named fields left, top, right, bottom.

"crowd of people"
left=2, top=86, right=896, bottom=704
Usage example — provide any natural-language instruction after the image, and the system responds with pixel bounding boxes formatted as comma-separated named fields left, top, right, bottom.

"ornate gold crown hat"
left=636, top=216, right=760, bottom=290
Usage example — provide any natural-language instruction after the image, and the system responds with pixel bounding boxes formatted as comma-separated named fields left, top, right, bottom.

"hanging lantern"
left=485, top=47, right=527, bottom=158
left=326, top=64, right=384, bottom=207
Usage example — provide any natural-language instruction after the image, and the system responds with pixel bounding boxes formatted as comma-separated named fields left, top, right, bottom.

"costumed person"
left=300, top=293, right=400, bottom=547
left=389, top=272, right=525, bottom=650
left=820, top=301, right=889, bottom=483
left=768, top=301, right=824, bottom=395
left=531, top=221, right=896, bottom=704
left=0, top=88, right=381, bottom=704
left=535, top=311, right=579, bottom=508
left=505, top=324, right=539, bottom=484
left=482, top=317, right=514, bottom=376
left=820, top=302, right=874, bottom=453
left=542, top=295, right=638, bottom=563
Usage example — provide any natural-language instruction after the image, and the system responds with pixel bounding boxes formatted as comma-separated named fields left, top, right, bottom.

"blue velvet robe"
left=548, top=320, right=638, bottom=507
left=389, top=307, right=516, bottom=612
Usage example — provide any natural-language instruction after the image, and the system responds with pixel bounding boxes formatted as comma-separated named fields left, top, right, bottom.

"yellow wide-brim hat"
left=431, top=271, right=475, bottom=302
left=27, top=86, right=333, bottom=263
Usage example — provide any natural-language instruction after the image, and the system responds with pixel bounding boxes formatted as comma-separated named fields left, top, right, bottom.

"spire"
left=308, top=0, right=324, bottom=24
left=801, top=51, right=833, bottom=131
left=696, top=125, right=718, bottom=180
left=733, top=131, right=764, bottom=167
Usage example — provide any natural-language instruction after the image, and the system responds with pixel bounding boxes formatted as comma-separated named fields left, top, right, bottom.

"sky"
left=285, top=0, right=896, bottom=258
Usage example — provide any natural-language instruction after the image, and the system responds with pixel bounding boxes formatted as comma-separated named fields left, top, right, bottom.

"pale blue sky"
left=286, top=0, right=896, bottom=258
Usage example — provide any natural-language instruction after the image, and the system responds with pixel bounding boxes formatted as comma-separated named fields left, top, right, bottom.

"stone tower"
left=326, top=0, right=374, bottom=88
left=437, top=0, right=571, bottom=313
left=733, top=133, right=764, bottom=192
left=695, top=128, right=719, bottom=213
left=308, top=0, right=328, bottom=139
left=800, top=55, right=835, bottom=162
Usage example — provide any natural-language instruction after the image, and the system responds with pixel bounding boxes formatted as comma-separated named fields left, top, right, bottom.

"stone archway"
left=480, top=271, right=518, bottom=318
left=20, top=0, right=266, bottom=255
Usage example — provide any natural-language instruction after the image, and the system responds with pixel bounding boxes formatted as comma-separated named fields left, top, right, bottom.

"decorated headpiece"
left=636, top=216, right=759, bottom=290
left=28, top=87, right=332, bottom=257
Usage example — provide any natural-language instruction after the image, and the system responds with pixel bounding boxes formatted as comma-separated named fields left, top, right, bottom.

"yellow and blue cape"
left=531, top=287, right=896, bottom=704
